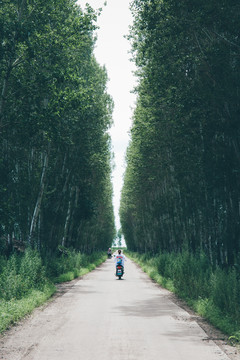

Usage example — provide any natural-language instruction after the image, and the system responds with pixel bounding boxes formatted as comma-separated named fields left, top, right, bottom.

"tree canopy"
left=0, top=0, right=115, bottom=254
left=120, top=0, right=240, bottom=266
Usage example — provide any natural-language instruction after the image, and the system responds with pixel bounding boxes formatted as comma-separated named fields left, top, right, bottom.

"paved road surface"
left=0, top=257, right=236, bottom=360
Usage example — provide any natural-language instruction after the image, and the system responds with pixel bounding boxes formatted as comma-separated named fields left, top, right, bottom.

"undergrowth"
left=0, top=285, right=55, bottom=333
left=0, top=249, right=106, bottom=333
left=45, top=250, right=106, bottom=283
left=127, top=250, right=240, bottom=343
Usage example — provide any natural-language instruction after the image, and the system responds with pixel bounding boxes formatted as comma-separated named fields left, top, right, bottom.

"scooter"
left=116, top=264, right=124, bottom=279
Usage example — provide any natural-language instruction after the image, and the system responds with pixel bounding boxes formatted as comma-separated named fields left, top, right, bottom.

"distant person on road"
left=107, top=248, right=112, bottom=258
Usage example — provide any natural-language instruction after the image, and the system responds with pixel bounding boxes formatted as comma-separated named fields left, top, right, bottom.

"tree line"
left=0, top=0, right=115, bottom=255
left=120, top=0, right=240, bottom=266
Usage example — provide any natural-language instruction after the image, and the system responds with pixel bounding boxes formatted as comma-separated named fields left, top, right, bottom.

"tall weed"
left=0, top=256, right=6, bottom=272
left=44, top=250, right=105, bottom=279
left=211, top=267, right=240, bottom=323
left=172, top=251, right=211, bottom=299
left=0, top=250, right=46, bottom=300
left=156, top=252, right=176, bottom=279
left=45, top=251, right=83, bottom=278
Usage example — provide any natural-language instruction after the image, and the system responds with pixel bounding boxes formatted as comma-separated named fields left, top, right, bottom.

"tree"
left=120, top=0, right=240, bottom=265
left=0, top=0, right=115, bottom=255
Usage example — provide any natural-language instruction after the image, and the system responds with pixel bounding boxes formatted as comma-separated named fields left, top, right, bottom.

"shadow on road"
left=115, top=295, right=184, bottom=319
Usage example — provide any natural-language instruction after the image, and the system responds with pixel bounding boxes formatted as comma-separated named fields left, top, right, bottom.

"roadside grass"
left=0, top=284, right=56, bottom=333
left=0, top=249, right=106, bottom=333
left=127, top=252, right=175, bottom=293
left=53, top=254, right=106, bottom=283
left=126, top=250, right=240, bottom=344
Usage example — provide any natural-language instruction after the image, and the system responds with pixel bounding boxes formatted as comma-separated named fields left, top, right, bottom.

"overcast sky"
left=78, top=0, right=137, bottom=229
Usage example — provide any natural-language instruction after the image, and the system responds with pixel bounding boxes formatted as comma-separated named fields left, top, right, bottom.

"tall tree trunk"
left=0, top=65, right=11, bottom=128
left=28, top=148, right=49, bottom=246
left=62, top=186, right=74, bottom=247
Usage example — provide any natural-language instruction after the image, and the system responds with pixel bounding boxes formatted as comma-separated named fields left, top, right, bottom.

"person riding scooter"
left=115, top=249, right=126, bottom=274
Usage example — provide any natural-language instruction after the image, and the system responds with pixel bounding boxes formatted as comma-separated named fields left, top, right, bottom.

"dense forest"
left=0, top=0, right=115, bottom=256
left=120, top=0, right=240, bottom=267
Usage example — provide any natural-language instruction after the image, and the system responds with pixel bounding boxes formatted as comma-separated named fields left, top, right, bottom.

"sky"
left=78, top=0, right=137, bottom=230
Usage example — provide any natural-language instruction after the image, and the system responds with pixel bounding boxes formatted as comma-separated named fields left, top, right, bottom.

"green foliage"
left=121, top=0, right=240, bottom=341
left=0, top=0, right=115, bottom=255
left=0, top=250, right=46, bottom=300
left=45, top=250, right=106, bottom=282
left=45, top=250, right=83, bottom=278
left=156, top=252, right=176, bottom=280
left=128, top=250, right=240, bottom=337
left=171, top=252, right=212, bottom=300
left=229, top=331, right=240, bottom=345
left=0, top=249, right=106, bottom=333
left=121, top=0, right=240, bottom=266
left=0, top=285, right=55, bottom=333
left=0, top=250, right=106, bottom=302
left=0, top=256, right=6, bottom=272
left=210, top=268, right=240, bottom=323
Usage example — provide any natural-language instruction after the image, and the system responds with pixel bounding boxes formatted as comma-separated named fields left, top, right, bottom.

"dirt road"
left=0, top=257, right=239, bottom=360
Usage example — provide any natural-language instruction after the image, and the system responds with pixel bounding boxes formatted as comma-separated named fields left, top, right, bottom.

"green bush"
left=0, top=284, right=55, bottom=333
left=45, top=250, right=106, bottom=280
left=211, top=267, right=240, bottom=322
left=0, top=255, right=6, bottom=272
left=156, top=252, right=176, bottom=279
left=0, top=249, right=106, bottom=334
left=172, top=251, right=211, bottom=300
left=0, top=250, right=46, bottom=300
left=19, top=249, right=46, bottom=288
left=127, top=250, right=240, bottom=338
